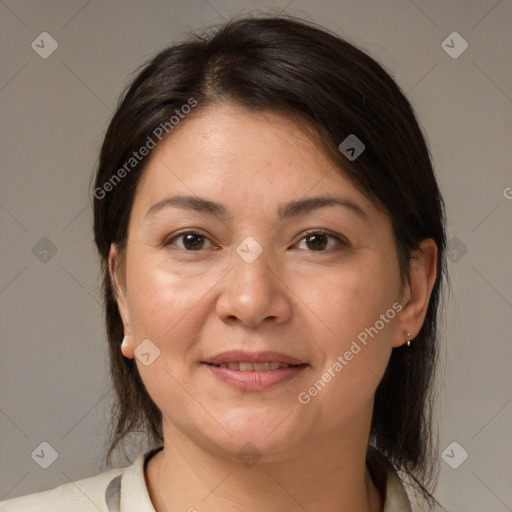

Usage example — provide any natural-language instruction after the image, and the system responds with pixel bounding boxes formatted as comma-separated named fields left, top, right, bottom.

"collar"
left=105, top=445, right=412, bottom=512
left=366, top=446, right=413, bottom=512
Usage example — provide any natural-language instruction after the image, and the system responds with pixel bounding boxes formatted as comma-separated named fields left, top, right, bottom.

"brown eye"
left=182, top=233, right=206, bottom=250
left=305, top=233, right=328, bottom=251
left=296, top=230, right=345, bottom=252
left=165, top=231, right=213, bottom=251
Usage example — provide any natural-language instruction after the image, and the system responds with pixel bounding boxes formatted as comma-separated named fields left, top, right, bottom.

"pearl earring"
left=406, top=332, right=412, bottom=347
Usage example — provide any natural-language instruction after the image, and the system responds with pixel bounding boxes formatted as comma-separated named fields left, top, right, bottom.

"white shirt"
left=0, top=445, right=446, bottom=511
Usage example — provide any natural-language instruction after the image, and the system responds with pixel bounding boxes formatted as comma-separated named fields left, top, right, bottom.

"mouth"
left=208, top=361, right=297, bottom=371
left=201, top=350, right=309, bottom=390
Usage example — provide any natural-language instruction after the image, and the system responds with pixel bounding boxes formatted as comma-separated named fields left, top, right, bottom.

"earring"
left=406, top=332, right=412, bottom=347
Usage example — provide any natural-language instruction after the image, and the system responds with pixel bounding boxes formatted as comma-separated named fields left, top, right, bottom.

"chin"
left=203, top=407, right=310, bottom=457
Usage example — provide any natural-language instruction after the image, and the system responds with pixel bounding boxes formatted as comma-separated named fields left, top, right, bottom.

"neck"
left=145, top=427, right=383, bottom=512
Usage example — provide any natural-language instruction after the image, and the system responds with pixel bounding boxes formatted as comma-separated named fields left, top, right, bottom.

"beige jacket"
left=0, top=446, right=446, bottom=511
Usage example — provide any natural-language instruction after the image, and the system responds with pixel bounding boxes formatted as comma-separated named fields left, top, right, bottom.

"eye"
left=164, top=229, right=346, bottom=252
left=164, top=231, right=217, bottom=251
left=295, top=230, right=346, bottom=252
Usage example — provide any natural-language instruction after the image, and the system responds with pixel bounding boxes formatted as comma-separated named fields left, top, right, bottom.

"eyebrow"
left=145, top=194, right=368, bottom=221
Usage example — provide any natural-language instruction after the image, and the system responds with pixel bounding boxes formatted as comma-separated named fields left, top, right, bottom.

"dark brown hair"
left=91, top=14, right=447, bottom=508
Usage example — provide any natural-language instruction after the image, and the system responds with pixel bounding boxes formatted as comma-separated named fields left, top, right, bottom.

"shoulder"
left=367, top=446, right=450, bottom=512
left=408, top=495, right=451, bottom=512
left=0, top=445, right=164, bottom=512
left=0, top=464, right=125, bottom=512
left=407, top=490, right=451, bottom=512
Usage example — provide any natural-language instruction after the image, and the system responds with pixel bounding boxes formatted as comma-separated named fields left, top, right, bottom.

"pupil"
left=307, top=234, right=327, bottom=251
left=184, top=233, right=203, bottom=250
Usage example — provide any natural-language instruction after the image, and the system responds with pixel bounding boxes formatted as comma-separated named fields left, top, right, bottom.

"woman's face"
left=112, top=104, right=413, bottom=458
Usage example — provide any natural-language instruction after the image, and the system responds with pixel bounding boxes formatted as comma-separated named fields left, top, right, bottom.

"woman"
left=0, top=14, right=448, bottom=512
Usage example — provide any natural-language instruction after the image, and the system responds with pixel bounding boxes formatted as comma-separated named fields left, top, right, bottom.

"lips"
left=202, top=350, right=308, bottom=390
left=203, top=350, right=305, bottom=367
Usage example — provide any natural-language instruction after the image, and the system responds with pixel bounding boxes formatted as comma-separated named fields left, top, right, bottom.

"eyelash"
left=163, top=229, right=347, bottom=253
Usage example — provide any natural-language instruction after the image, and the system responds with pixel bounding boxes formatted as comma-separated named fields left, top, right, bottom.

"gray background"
left=1, top=1, right=511, bottom=511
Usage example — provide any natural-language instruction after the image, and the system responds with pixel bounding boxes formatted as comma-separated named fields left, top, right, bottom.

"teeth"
left=239, top=362, right=254, bottom=372
left=215, top=361, right=291, bottom=371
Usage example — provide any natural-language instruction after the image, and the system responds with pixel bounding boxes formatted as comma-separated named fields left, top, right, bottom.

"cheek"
left=125, top=253, right=222, bottom=357
left=298, top=254, right=398, bottom=403
left=300, top=254, right=399, bottom=341
left=124, top=259, right=210, bottom=416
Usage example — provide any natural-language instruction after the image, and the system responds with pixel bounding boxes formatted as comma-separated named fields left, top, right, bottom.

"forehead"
left=132, top=104, right=378, bottom=220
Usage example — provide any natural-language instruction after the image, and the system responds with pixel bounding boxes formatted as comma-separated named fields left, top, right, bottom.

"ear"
left=393, top=239, right=438, bottom=347
left=109, top=243, right=134, bottom=359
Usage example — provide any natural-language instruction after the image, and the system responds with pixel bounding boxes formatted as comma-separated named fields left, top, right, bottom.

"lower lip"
left=204, top=363, right=308, bottom=391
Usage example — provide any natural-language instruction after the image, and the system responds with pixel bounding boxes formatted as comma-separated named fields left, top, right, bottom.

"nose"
left=215, top=243, right=293, bottom=327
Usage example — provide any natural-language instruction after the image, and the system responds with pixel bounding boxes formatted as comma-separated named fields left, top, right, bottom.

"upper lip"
left=202, top=350, right=306, bottom=366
